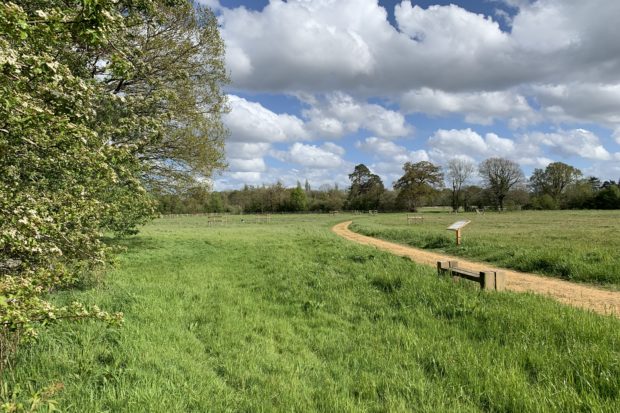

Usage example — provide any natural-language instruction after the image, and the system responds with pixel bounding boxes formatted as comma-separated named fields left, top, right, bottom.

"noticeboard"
left=447, top=220, right=471, bottom=231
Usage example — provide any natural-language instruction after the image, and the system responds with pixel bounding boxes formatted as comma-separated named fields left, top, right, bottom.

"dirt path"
left=332, top=221, right=620, bottom=317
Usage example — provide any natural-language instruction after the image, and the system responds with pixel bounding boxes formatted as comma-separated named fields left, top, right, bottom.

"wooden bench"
left=329, top=210, right=340, bottom=215
left=368, top=210, right=378, bottom=215
left=407, top=215, right=423, bottom=224
left=436, top=261, right=505, bottom=291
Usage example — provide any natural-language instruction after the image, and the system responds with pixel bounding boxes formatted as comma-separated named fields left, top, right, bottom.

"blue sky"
left=200, top=0, right=620, bottom=190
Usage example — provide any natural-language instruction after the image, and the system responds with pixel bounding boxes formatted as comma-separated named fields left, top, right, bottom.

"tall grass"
left=1, top=214, right=619, bottom=411
left=351, top=210, right=620, bottom=286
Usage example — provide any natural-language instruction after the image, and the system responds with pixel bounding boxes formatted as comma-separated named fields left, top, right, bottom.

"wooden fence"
left=436, top=261, right=505, bottom=291
left=406, top=214, right=423, bottom=224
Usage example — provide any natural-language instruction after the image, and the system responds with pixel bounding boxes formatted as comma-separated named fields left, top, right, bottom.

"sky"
left=198, top=0, right=620, bottom=190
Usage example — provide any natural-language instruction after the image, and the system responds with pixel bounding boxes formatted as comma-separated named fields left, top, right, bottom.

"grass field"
left=1, top=214, right=619, bottom=411
left=350, top=210, right=620, bottom=287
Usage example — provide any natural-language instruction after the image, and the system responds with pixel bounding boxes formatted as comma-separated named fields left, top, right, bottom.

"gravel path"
left=333, top=220, right=620, bottom=317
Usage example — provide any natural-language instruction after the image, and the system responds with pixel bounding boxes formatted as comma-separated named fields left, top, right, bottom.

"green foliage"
left=529, top=162, right=582, bottom=202
left=479, top=157, right=525, bottom=211
left=289, top=185, right=308, bottom=212
left=1, top=0, right=227, bottom=375
left=1, top=215, right=618, bottom=411
left=347, top=164, right=385, bottom=211
left=394, top=161, right=444, bottom=211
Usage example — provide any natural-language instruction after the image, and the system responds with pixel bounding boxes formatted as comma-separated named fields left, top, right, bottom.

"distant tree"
left=347, top=164, right=384, bottom=210
left=529, top=162, right=582, bottom=202
left=394, top=161, right=444, bottom=212
left=446, top=159, right=476, bottom=212
left=289, top=183, right=308, bottom=212
left=594, top=185, right=620, bottom=209
left=304, top=179, right=311, bottom=192
left=208, top=192, right=225, bottom=213
left=479, top=158, right=524, bottom=211
left=462, top=185, right=484, bottom=211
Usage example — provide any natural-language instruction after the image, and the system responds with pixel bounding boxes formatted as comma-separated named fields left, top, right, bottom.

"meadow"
left=351, top=210, right=620, bottom=287
left=1, top=214, right=619, bottom=412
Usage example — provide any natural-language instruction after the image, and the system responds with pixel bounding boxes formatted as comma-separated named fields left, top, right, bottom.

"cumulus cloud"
left=304, top=93, right=411, bottom=138
left=212, top=0, right=620, bottom=187
left=272, top=142, right=347, bottom=169
left=532, top=83, right=620, bottom=128
left=225, top=142, right=271, bottom=159
left=228, top=158, right=266, bottom=173
left=356, top=137, right=428, bottom=164
left=401, top=88, right=538, bottom=127
left=428, top=129, right=517, bottom=161
left=224, top=95, right=309, bottom=143
left=524, top=129, right=612, bottom=160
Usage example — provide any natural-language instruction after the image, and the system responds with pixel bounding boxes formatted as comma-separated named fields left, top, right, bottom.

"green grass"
left=2, top=214, right=619, bottom=412
left=350, top=210, right=620, bottom=286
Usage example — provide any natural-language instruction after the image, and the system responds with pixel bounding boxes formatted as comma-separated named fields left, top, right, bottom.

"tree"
left=478, top=158, right=524, bottom=211
left=0, top=0, right=229, bottom=373
left=446, top=159, right=476, bottom=212
left=529, top=162, right=582, bottom=202
left=347, top=164, right=384, bottom=210
left=393, top=161, right=444, bottom=211
left=289, top=184, right=308, bottom=212
left=0, top=0, right=167, bottom=366
left=89, top=1, right=230, bottom=190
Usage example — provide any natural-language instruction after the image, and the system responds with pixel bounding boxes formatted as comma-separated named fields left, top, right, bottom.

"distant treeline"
left=155, top=158, right=620, bottom=214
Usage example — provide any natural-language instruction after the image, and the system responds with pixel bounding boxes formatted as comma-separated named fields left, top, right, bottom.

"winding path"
left=332, top=221, right=620, bottom=317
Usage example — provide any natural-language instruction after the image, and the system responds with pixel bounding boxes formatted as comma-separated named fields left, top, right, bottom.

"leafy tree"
left=0, top=0, right=228, bottom=373
left=594, top=185, right=620, bottom=209
left=479, top=158, right=524, bottom=211
left=92, top=1, right=229, bottom=190
left=446, top=158, right=476, bottom=212
left=347, top=164, right=384, bottom=210
left=394, top=161, right=444, bottom=212
left=289, top=184, right=308, bottom=212
left=529, top=162, right=582, bottom=203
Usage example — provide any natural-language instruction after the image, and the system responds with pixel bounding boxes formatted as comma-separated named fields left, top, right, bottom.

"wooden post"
left=495, top=271, right=506, bottom=291
left=456, top=229, right=462, bottom=245
left=449, top=261, right=459, bottom=283
left=480, top=271, right=496, bottom=290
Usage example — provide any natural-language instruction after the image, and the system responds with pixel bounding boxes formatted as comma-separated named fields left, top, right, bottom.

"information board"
left=447, top=220, right=471, bottom=231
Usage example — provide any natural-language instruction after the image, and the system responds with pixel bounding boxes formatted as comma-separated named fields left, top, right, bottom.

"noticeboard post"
left=447, top=220, right=471, bottom=246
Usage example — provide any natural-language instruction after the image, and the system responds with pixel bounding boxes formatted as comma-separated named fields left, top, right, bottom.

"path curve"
left=333, top=221, right=620, bottom=317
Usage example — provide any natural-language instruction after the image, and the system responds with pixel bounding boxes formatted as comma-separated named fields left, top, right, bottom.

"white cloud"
left=224, top=95, right=309, bottom=143
left=532, top=83, right=620, bottom=128
left=428, top=129, right=517, bottom=161
left=225, top=142, right=271, bottom=159
left=304, top=93, right=411, bottom=139
left=356, top=137, right=428, bottom=164
left=524, top=129, right=612, bottom=160
left=212, top=0, right=620, bottom=188
left=272, top=142, right=346, bottom=169
left=401, top=88, right=538, bottom=127
left=228, top=158, right=266, bottom=173
left=228, top=172, right=262, bottom=184
left=218, top=0, right=620, bottom=94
